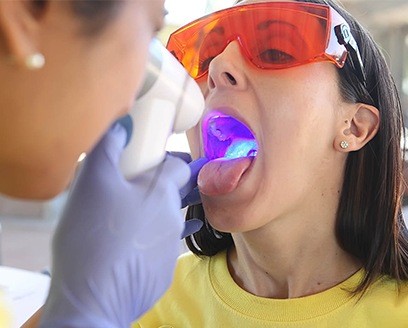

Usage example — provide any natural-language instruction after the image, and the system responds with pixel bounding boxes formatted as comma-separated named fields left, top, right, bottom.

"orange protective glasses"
left=166, top=2, right=366, bottom=85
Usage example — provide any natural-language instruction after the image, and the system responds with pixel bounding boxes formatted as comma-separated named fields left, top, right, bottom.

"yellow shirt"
left=0, top=293, right=12, bottom=327
left=135, top=251, right=408, bottom=327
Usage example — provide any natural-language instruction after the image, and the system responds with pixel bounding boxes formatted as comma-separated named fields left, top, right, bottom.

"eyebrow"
left=257, top=19, right=297, bottom=31
left=257, top=19, right=309, bottom=50
left=208, top=26, right=226, bottom=36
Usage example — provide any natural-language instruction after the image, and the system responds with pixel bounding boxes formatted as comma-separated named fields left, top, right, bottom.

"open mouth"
left=202, top=111, right=258, bottom=160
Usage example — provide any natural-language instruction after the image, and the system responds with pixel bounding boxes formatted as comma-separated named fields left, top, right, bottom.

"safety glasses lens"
left=167, top=3, right=343, bottom=79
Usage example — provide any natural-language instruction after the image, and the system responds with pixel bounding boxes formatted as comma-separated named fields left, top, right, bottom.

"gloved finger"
left=181, top=218, right=203, bottom=239
left=167, top=151, right=192, bottom=163
left=161, top=155, right=191, bottom=189
left=179, top=157, right=208, bottom=200
left=115, top=114, right=133, bottom=147
left=181, top=187, right=202, bottom=208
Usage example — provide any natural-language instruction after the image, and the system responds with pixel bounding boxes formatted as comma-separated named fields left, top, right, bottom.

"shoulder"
left=369, top=276, right=408, bottom=299
left=358, top=276, right=408, bottom=323
left=135, top=252, right=225, bottom=327
left=174, top=251, right=206, bottom=276
left=174, top=250, right=224, bottom=280
left=164, top=250, right=228, bottom=297
left=177, top=251, right=205, bottom=267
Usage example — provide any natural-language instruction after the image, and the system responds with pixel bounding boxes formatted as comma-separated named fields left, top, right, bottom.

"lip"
left=203, top=107, right=253, bottom=132
left=200, top=107, right=258, bottom=161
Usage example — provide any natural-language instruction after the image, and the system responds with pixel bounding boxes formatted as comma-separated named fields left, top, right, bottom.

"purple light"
left=202, top=112, right=258, bottom=160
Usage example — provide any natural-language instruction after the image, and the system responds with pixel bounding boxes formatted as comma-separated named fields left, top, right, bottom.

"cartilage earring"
left=25, top=53, right=45, bottom=70
left=340, top=140, right=349, bottom=149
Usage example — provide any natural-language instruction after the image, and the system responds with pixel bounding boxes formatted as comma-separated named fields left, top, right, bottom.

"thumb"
left=179, top=157, right=208, bottom=200
left=181, top=218, right=203, bottom=239
left=115, top=115, right=133, bottom=147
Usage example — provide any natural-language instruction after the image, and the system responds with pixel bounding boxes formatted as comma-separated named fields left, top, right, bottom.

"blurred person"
left=0, top=0, right=205, bottom=327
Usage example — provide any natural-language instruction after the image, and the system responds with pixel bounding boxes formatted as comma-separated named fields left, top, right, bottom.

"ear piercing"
left=340, top=140, right=349, bottom=149
left=25, top=53, right=45, bottom=70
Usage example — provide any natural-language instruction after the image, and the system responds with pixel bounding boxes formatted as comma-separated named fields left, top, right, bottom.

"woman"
left=136, top=0, right=408, bottom=326
left=0, top=0, right=200, bottom=326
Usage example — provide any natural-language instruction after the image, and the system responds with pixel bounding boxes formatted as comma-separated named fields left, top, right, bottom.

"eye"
left=258, top=49, right=295, bottom=65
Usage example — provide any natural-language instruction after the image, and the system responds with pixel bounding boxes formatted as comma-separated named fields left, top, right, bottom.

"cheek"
left=186, top=126, right=202, bottom=159
left=111, top=14, right=153, bottom=113
left=187, top=80, right=207, bottom=159
left=59, top=9, right=154, bottom=159
left=198, top=78, right=209, bottom=97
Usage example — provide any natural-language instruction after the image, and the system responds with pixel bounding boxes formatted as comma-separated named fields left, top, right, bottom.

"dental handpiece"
left=119, top=38, right=204, bottom=178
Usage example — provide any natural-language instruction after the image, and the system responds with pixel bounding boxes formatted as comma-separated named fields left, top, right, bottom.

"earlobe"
left=0, top=0, right=44, bottom=68
left=335, top=103, right=380, bottom=152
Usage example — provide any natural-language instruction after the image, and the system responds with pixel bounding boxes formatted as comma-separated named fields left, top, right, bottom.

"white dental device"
left=120, top=38, right=204, bottom=178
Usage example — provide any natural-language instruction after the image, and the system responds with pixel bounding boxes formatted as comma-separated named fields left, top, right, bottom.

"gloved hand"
left=171, top=152, right=207, bottom=209
left=39, top=123, right=192, bottom=327
left=170, top=152, right=207, bottom=239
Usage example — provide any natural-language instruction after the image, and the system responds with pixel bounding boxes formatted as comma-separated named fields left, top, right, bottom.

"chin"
left=6, top=177, right=70, bottom=201
left=202, top=199, right=251, bottom=233
left=0, top=164, right=74, bottom=201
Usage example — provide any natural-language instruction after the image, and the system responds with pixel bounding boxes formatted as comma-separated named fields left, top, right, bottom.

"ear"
left=334, top=103, right=380, bottom=152
left=0, top=0, right=44, bottom=67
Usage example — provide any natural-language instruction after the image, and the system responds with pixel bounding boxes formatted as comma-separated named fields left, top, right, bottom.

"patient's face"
left=186, top=1, right=346, bottom=232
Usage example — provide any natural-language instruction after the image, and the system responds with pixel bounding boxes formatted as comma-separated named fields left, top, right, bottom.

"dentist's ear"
left=334, top=103, right=380, bottom=152
left=0, top=0, right=45, bottom=68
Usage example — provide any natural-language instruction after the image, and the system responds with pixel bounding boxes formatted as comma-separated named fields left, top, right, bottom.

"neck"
left=228, top=213, right=361, bottom=299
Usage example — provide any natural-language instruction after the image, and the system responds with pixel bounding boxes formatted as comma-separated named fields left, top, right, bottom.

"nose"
left=207, top=41, right=247, bottom=91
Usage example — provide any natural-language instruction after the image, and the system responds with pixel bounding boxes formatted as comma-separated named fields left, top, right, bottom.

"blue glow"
left=225, top=139, right=258, bottom=159
left=202, top=112, right=258, bottom=160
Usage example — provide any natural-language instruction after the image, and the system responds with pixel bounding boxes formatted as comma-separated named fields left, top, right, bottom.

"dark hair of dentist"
left=0, top=1, right=198, bottom=327
left=136, top=0, right=408, bottom=327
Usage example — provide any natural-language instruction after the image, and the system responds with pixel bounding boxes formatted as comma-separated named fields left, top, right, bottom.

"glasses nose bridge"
left=206, top=35, right=248, bottom=90
left=222, top=35, right=247, bottom=60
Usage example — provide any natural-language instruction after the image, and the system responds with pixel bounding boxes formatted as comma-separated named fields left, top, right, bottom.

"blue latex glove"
left=39, top=123, right=192, bottom=327
left=170, top=151, right=208, bottom=208
left=170, top=152, right=208, bottom=239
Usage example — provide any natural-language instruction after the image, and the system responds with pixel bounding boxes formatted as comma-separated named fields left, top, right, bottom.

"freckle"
left=345, top=120, right=348, bottom=124
left=321, top=193, right=324, bottom=197
left=317, top=282, right=322, bottom=286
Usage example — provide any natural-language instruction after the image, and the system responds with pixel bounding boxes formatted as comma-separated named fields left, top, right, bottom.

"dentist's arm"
left=39, top=123, right=195, bottom=327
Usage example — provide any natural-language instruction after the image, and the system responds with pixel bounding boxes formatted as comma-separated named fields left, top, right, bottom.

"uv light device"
left=120, top=38, right=204, bottom=178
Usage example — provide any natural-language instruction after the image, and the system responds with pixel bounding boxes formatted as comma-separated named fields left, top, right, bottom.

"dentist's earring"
left=340, top=140, right=349, bottom=149
left=25, top=53, right=45, bottom=70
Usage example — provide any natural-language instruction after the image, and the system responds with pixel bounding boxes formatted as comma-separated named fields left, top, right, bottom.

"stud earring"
left=340, top=140, right=349, bottom=149
left=25, top=53, right=45, bottom=70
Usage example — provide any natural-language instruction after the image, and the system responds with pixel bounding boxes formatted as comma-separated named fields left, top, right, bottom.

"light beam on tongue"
left=198, top=157, right=253, bottom=196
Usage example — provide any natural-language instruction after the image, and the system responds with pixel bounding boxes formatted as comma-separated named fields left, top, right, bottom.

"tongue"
left=198, top=157, right=253, bottom=196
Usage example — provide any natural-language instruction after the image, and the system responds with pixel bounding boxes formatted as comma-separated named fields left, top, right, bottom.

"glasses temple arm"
left=335, top=24, right=367, bottom=87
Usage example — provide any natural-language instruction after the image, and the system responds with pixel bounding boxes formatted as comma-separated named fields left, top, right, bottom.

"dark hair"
left=185, top=0, right=408, bottom=294
left=32, top=0, right=121, bottom=35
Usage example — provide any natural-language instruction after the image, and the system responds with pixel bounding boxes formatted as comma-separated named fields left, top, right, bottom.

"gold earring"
left=340, top=140, right=349, bottom=149
left=25, top=53, right=45, bottom=70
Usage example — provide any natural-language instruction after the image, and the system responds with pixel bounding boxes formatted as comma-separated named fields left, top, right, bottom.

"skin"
left=187, top=0, right=379, bottom=298
left=0, top=0, right=165, bottom=199
left=1, top=1, right=165, bottom=326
